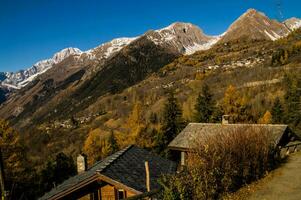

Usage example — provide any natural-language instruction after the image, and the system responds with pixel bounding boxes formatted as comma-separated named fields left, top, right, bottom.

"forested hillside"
left=21, top=28, right=301, bottom=184
left=1, top=16, right=301, bottom=200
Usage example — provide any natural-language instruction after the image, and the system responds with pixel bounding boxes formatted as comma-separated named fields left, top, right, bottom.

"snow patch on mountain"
left=184, top=36, right=220, bottom=55
left=18, top=67, right=52, bottom=88
left=284, top=17, right=301, bottom=31
left=264, top=30, right=281, bottom=41
left=84, top=37, right=137, bottom=60
left=103, top=37, right=137, bottom=58
left=53, top=48, right=82, bottom=63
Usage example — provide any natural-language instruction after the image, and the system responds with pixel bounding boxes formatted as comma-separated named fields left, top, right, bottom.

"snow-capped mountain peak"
left=1, top=47, right=83, bottom=89
left=220, top=8, right=291, bottom=42
left=147, top=22, right=220, bottom=55
left=52, top=47, right=82, bottom=63
left=284, top=17, right=301, bottom=31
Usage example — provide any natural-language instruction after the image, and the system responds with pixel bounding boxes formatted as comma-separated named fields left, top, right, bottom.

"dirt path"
left=247, top=152, right=301, bottom=200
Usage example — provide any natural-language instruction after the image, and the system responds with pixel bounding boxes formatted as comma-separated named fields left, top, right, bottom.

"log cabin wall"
left=101, top=185, right=115, bottom=200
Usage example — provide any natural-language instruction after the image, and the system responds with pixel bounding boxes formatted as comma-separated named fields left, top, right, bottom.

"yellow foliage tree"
left=127, top=102, right=143, bottom=126
left=0, top=119, right=26, bottom=182
left=122, top=102, right=145, bottom=145
left=258, top=111, right=272, bottom=124
left=83, top=129, right=116, bottom=166
left=222, top=85, right=249, bottom=122
left=182, top=95, right=196, bottom=121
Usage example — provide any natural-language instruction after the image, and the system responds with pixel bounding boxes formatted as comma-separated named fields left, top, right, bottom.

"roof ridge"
left=96, top=145, right=133, bottom=173
left=188, top=123, right=288, bottom=126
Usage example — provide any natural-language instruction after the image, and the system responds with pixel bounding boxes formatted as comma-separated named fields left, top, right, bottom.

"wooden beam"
left=145, top=161, right=150, bottom=192
left=97, top=174, right=142, bottom=195
left=123, top=189, right=161, bottom=200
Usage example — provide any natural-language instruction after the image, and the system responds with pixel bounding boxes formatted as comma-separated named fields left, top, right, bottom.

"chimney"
left=77, top=154, right=87, bottom=174
left=222, top=115, right=230, bottom=124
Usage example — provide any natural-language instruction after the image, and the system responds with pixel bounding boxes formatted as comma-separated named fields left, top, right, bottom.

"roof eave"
left=41, top=173, right=99, bottom=200
left=168, top=146, right=190, bottom=152
left=97, top=173, right=143, bottom=195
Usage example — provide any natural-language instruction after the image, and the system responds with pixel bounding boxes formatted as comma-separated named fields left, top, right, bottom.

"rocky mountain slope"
left=0, top=22, right=215, bottom=124
left=145, top=22, right=219, bottom=54
left=0, top=72, right=6, bottom=81
left=220, top=9, right=295, bottom=42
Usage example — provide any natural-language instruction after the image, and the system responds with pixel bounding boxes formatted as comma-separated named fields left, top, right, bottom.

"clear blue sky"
left=0, top=0, right=300, bottom=72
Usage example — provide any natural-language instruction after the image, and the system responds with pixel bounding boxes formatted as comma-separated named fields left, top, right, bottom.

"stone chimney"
left=222, top=115, right=230, bottom=124
left=77, top=154, right=87, bottom=174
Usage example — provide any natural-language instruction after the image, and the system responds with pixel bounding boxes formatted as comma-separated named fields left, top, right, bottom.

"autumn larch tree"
left=222, top=85, right=249, bottom=123
left=258, top=111, right=272, bottom=124
left=0, top=119, right=27, bottom=190
left=83, top=129, right=116, bottom=166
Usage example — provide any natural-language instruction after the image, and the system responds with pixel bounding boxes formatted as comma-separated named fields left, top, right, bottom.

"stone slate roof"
left=168, top=123, right=291, bottom=151
left=40, top=145, right=176, bottom=200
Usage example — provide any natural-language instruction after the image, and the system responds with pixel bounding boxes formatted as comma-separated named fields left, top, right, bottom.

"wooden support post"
left=286, top=147, right=290, bottom=155
left=145, top=161, right=150, bottom=192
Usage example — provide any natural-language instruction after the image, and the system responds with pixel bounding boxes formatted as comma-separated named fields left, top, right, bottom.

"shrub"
left=160, top=126, right=279, bottom=200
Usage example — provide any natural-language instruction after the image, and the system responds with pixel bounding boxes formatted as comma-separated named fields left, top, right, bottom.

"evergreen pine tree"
left=271, top=97, right=284, bottom=123
left=284, top=74, right=301, bottom=128
left=108, top=131, right=118, bottom=153
left=39, top=152, right=76, bottom=193
left=194, top=84, right=214, bottom=123
left=156, top=92, right=184, bottom=153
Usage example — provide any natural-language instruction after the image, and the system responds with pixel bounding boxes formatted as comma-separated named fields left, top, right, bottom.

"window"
left=118, top=189, right=126, bottom=200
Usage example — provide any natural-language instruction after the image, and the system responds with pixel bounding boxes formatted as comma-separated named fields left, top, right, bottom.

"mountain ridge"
left=2, top=9, right=301, bottom=90
left=0, top=22, right=217, bottom=90
left=219, top=8, right=294, bottom=42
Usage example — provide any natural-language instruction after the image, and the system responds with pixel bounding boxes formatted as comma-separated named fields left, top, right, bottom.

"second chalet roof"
left=168, top=123, right=290, bottom=150
left=40, top=145, right=176, bottom=200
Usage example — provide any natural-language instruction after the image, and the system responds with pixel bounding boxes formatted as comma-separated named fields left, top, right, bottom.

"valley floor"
left=226, top=151, right=301, bottom=200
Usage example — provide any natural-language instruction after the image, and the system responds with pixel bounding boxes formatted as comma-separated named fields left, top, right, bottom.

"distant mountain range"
left=0, top=8, right=301, bottom=127
left=1, top=9, right=300, bottom=91
left=0, top=22, right=216, bottom=90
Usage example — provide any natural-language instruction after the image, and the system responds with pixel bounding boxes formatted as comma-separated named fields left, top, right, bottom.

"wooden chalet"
left=168, top=122, right=300, bottom=166
left=39, top=145, right=176, bottom=200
